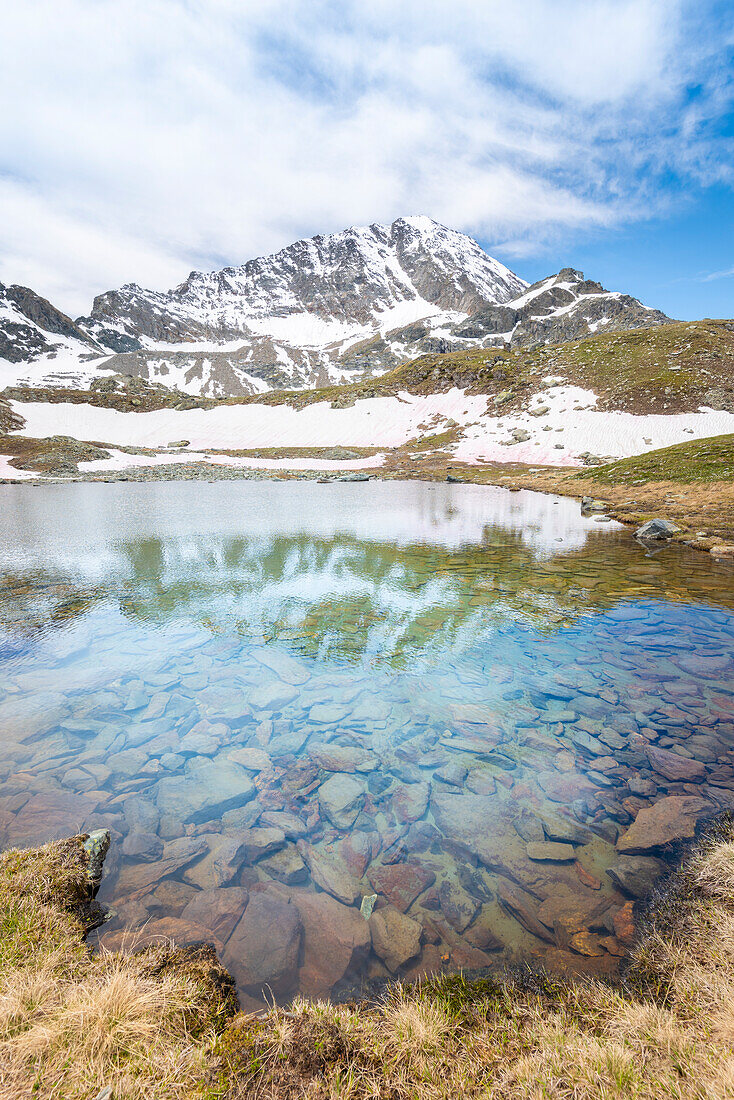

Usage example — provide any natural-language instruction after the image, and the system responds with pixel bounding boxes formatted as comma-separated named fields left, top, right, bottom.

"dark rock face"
left=0, top=281, right=99, bottom=364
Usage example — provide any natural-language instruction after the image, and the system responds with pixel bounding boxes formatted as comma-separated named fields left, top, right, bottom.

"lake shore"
left=2, top=817, right=733, bottom=1098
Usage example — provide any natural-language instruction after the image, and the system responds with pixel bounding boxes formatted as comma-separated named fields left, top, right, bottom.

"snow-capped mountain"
left=0, top=282, right=102, bottom=389
left=1, top=217, right=671, bottom=397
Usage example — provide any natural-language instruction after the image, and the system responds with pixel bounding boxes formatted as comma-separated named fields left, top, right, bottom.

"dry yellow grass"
left=2, top=824, right=734, bottom=1098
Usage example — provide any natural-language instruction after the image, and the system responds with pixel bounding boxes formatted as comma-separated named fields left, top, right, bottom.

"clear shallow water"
left=1, top=480, right=733, bottom=1006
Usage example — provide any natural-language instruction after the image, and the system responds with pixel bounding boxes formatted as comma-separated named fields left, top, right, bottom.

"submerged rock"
left=616, top=796, right=712, bottom=854
left=369, top=905, right=422, bottom=972
left=318, top=773, right=366, bottom=829
left=223, top=888, right=302, bottom=997
left=291, top=889, right=371, bottom=997
left=156, top=759, right=256, bottom=825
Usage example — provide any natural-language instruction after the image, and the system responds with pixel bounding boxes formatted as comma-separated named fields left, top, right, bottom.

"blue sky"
left=0, top=0, right=732, bottom=319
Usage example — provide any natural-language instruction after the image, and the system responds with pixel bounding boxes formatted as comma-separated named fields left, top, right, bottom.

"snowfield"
left=5, top=386, right=734, bottom=478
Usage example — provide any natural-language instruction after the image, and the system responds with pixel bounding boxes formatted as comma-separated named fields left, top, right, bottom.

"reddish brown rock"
left=181, top=887, right=249, bottom=945
left=223, top=888, right=302, bottom=996
left=392, top=782, right=430, bottom=824
left=616, top=796, right=712, bottom=854
left=4, top=791, right=97, bottom=848
left=646, top=747, right=706, bottom=783
left=99, top=916, right=221, bottom=953
left=290, top=889, right=371, bottom=997
left=537, top=771, right=598, bottom=803
left=308, top=743, right=377, bottom=773
left=368, top=862, right=435, bottom=912
left=613, top=901, right=636, bottom=947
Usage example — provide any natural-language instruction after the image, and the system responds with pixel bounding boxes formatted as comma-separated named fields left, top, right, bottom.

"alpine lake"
left=1, top=479, right=733, bottom=1009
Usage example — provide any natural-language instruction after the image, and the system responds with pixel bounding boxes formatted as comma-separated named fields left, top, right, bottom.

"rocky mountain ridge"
left=1, top=217, right=671, bottom=397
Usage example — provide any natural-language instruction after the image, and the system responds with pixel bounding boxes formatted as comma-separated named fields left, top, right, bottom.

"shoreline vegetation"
left=2, top=820, right=734, bottom=1098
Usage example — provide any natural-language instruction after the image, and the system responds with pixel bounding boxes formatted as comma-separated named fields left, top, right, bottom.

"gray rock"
left=318, top=773, right=366, bottom=829
left=607, top=855, right=666, bottom=898
left=83, top=829, right=111, bottom=890
left=156, top=758, right=256, bottom=825
left=259, top=845, right=308, bottom=885
left=122, top=830, right=164, bottom=863
left=635, top=518, right=681, bottom=540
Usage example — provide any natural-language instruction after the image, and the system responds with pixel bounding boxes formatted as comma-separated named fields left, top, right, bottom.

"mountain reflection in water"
left=0, top=480, right=732, bottom=1007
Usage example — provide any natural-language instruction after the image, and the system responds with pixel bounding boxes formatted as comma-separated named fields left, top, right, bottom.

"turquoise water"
left=0, top=480, right=733, bottom=1005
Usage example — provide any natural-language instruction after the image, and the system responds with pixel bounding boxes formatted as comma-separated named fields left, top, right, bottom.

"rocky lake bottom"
left=0, top=479, right=733, bottom=1007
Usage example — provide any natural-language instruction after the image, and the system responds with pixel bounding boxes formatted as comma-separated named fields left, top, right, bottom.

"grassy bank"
left=2, top=822, right=734, bottom=1098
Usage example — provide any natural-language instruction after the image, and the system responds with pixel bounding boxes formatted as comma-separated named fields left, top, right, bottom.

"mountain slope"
left=1, top=217, right=672, bottom=397
left=0, top=282, right=103, bottom=387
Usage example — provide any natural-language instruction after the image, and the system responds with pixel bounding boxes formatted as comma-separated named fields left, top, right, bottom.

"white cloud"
left=0, top=0, right=730, bottom=313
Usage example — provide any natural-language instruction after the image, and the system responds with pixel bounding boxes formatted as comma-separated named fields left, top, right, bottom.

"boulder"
left=156, top=759, right=255, bottom=825
left=317, top=774, right=366, bottom=829
left=369, top=906, right=422, bottom=972
left=635, top=518, right=681, bottom=540
left=291, top=889, right=371, bottom=997
left=223, top=888, right=302, bottom=996
left=238, top=827, right=286, bottom=863
left=5, top=791, right=98, bottom=848
left=259, top=845, right=309, bottom=885
left=435, top=763, right=468, bottom=787
left=181, top=836, right=249, bottom=890
left=100, top=916, right=219, bottom=954
left=606, top=855, right=666, bottom=898
left=259, top=810, right=308, bottom=839
left=122, top=831, right=164, bottom=863
left=616, top=796, right=712, bottom=854
left=392, top=782, right=430, bottom=824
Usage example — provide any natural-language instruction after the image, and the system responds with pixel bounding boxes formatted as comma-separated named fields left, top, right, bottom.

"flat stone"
left=606, top=855, right=666, bottom=897
left=5, top=791, right=98, bottom=848
left=318, top=773, right=366, bottom=829
left=526, top=841, right=577, bottom=862
left=297, top=840, right=360, bottom=905
left=223, top=888, right=302, bottom=996
left=392, top=782, right=430, bottom=824
left=291, top=889, right=371, bottom=997
left=259, top=810, right=308, bottom=839
left=145, top=880, right=198, bottom=916
left=497, top=883, right=554, bottom=943
left=181, top=887, right=249, bottom=945
left=309, top=743, right=377, bottom=773
left=227, top=747, right=273, bottom=772
left=646, top=746, right=706, bottom=782
left=368, top=863, right=435, bottom=912
left=122, top=831, right=164, bottom=862
left=369, top=905, right=422, bottom=972
left=253, top=648, right=310, bottom=686
left=100, top=916, right=220, bottom=953
left=537, top=771, right=599, bottom=803
left=438, top=877, right=480, bottom=932
left=249, top=682, right=298, bottom=711
left=115, top=836, right=208, bottom=893
left=156, top=759, right=256, bottom=825
left=617, top=796, right=712, bottom=854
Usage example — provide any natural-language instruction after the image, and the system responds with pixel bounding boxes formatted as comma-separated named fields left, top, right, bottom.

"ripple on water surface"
left=0, top=480, right=733, bottom=1007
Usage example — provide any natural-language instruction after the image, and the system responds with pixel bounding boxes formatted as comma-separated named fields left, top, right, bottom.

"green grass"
left=582, top=433, right=734, bottom=484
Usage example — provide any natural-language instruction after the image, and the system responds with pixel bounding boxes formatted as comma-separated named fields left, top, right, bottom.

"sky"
left=0, top=0, right=732, bottom=320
